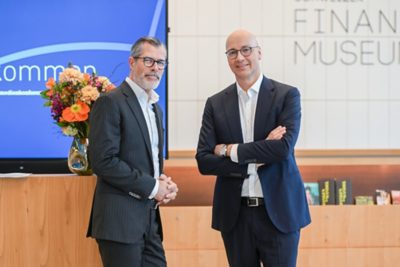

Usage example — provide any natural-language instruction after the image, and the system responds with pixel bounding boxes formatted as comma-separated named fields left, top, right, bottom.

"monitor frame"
left=0, top=0, right=169, bottom=174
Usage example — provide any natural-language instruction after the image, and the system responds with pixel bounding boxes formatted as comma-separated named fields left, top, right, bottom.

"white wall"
left=167, top=0, right=400, bottom=150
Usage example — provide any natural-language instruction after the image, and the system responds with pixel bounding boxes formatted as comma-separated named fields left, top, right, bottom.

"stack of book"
left=304, top=178, right=352, bottom=205
left=304, top=179, right=400, bottom=205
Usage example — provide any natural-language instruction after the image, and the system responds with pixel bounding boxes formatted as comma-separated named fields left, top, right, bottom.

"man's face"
left=129, top=43, right=167, bottom=91
left=225, top=33, right=261, bottom=82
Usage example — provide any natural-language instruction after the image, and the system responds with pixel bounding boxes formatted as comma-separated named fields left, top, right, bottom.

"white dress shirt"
left=230, top=74, right=264, bottom=198
left=126, top=77, right=160, bottom=199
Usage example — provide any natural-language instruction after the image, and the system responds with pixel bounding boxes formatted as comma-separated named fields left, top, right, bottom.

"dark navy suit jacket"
left=196, top=76, right=311, bottom=233
left=87, top=81, right=164, bottom=243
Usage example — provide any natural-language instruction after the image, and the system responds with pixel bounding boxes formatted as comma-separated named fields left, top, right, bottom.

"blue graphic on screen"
left=0, top=0, right=167, bottom=159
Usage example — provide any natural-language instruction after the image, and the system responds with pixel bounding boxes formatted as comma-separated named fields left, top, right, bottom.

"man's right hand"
left=154, top=179, right=171, bottom=202
left=154, top=174, right=179, bottom=204
left=266, top=125, right=286, bottom=140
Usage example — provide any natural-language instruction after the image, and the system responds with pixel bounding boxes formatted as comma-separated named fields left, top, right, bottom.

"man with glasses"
left=196, top=29, right=310, bottom=267
left=87, top=36, right=178, bottom=267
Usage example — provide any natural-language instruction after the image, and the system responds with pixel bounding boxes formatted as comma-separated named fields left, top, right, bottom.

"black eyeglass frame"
left=134, top=56, right=168, bottom=69
left=225, top=46, right=260, bottom=59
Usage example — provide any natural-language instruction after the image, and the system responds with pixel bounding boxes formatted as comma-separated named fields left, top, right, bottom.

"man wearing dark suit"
left=196, top=29, right=311, bottom=267
left=87, top=37, right=178, bottom=267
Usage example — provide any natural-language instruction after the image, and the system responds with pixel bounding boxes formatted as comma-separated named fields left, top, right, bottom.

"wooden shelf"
left=168, top=149, right=400, bottom=166
left=1, top=175, right=400, bottom=266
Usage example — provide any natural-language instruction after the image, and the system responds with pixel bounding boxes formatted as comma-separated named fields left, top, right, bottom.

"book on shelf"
left=354, top=196, right=374, bottom=205
left=318, top=179, right=335, bottom=205
left=335, top=178, right=352, bottom=205
left=391, top=190, right=400, bottom=205
left=304, top=182, right=320, bottom=205
left=375, top=189, right=391, bottom=205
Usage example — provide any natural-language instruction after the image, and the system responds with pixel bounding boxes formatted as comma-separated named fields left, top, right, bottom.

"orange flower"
left=46, top=89, right=54, bottom=97
left=61, top=101, right=90, bottom=122
left=45, top=78, right=55, bottom=96
left=83, top=73, right=91, bottom=82
left=46, top=77, right=55, bottom=89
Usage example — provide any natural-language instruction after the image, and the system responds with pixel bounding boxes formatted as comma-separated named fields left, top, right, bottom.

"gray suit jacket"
left=87, top=81, right=164, bottom=243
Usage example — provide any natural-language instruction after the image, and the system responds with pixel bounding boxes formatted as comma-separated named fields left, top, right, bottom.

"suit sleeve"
left=196, top=98, right=248, bottom=177
left=88, top=95, right=155, bottom=197
left=237, top=87, right=301, bottom=164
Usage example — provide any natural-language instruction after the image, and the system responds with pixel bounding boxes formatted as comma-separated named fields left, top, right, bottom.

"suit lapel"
left=254, top=76, right=276, bottom=140
left=223, top=84, right=244, bottom=143
left=121, top=82, right=152, bottom=159
left=153, top=103, right=164, bottom=170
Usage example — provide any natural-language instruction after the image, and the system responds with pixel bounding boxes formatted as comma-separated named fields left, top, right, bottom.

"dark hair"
left=130, top=36, right=166, bottom=58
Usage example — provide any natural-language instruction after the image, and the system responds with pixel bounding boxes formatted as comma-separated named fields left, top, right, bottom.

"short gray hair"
left=130, top=36, right=166, bottom=58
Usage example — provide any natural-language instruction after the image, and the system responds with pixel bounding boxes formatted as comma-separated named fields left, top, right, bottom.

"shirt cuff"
left=230, top=144, right=239, bottom=163
left=148, top=179, right=159, bottom=199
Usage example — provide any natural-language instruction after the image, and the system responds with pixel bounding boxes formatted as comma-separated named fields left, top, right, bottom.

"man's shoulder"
left=208, top=83, right=236, bottom=100
left=265, top=77, right=298, bottom=93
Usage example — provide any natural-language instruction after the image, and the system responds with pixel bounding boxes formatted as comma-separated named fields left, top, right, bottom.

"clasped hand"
left=154, top=174, right=179, bottom=205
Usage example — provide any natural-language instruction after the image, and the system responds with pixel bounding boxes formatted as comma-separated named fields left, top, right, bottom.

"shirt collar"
left=236, top=73, right=263, bottom=98
left=125, top=77, right=160, bottom=105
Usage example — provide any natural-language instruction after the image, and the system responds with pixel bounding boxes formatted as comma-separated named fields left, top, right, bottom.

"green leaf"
left=43, top=101, right=51, bottom=107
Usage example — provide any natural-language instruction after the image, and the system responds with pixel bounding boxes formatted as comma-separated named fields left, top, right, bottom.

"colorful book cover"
left=375, top=189, right=391, bottom=205
left=335, top=179, right=352, bottom=205
left=318, top=179, right=335, bottom=205
left=391, top=190, right=400, bottom=205
left=304, top=182, right=320, bottom=205
left=354, top=196, right=374, bottom=205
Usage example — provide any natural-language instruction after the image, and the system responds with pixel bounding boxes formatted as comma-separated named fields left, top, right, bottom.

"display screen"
left=0, top=0, right=168, bottom=172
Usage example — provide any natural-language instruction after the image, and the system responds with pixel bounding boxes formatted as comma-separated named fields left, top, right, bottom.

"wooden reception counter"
left=1, top=160, right=400, bottom=266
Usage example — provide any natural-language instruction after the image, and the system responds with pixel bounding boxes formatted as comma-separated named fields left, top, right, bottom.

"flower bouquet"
left=41, top=67, right=115, bottom=175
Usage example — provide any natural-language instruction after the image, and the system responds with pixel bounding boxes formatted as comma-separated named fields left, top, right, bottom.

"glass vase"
left=67, top=137, right=93, bottom=175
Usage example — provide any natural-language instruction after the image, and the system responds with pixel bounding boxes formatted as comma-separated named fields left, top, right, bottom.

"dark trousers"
left=96, top=209, right=166, bottom=267
left=221, top=203, right=300, bottom=267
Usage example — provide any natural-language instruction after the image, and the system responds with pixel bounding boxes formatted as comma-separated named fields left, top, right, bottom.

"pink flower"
left=81, top=85, right=100, bottom=103
left=59, top=68, right=83, bottom=84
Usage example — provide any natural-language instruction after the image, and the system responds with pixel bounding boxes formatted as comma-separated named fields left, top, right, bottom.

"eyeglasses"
left=225, top=46, right=260, bottom=59
left=134, top=56, right=168, bottom=69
